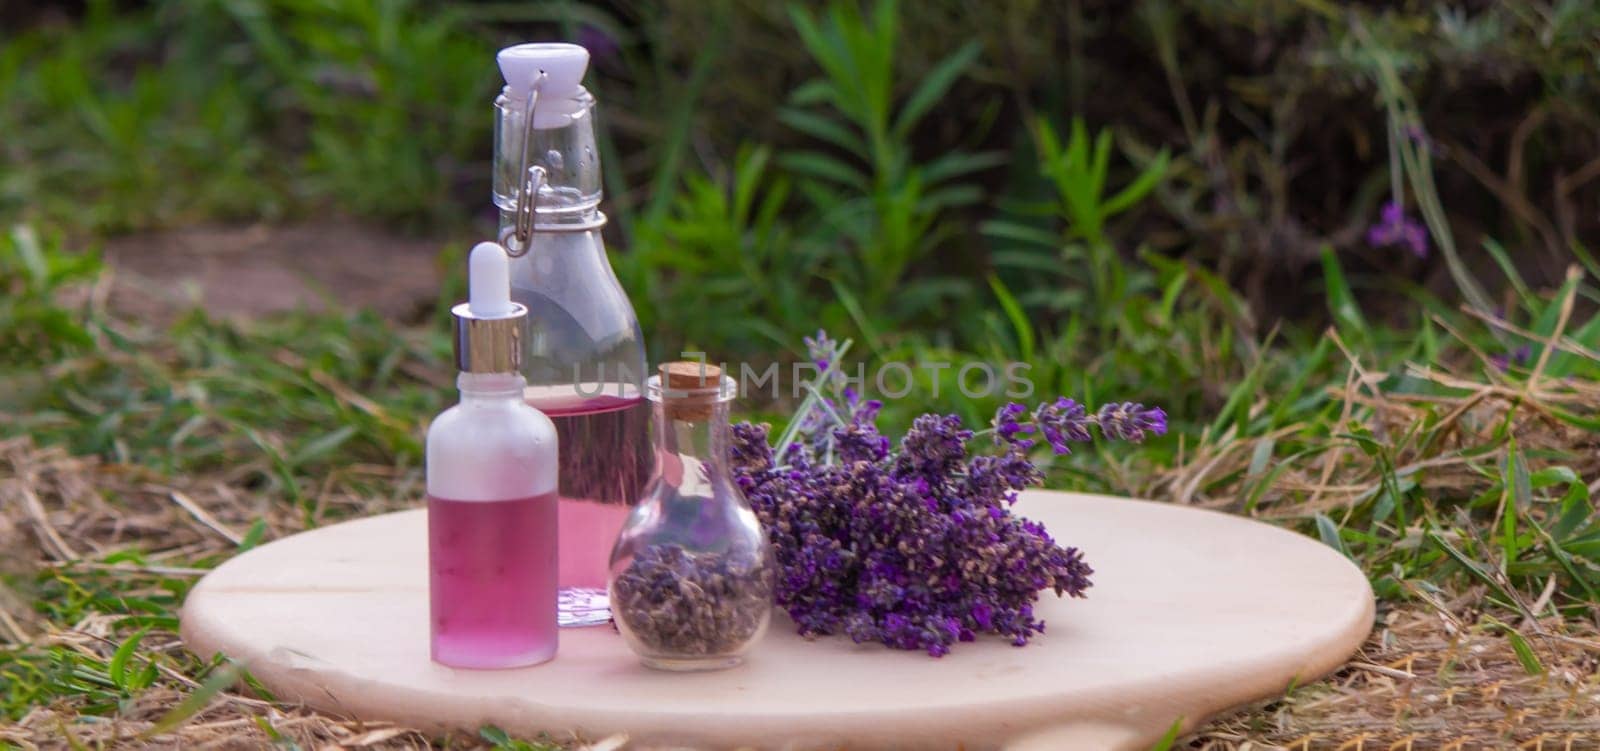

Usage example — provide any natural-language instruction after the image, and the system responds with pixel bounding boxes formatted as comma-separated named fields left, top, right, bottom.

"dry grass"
left=0, top=440, right=451, bottom=750
left=1148, top=317, right=1600, bottom=747
left=1195, top=608, right=1600, bottom=748
left=1149, top=330, right=1600, bottom=515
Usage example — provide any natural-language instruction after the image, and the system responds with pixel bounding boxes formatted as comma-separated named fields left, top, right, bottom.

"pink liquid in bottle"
left=428, top=492, right=558, bottom=668
left=526, top=387, right=653, bottom=625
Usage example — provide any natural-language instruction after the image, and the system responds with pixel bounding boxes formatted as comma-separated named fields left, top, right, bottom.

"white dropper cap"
left=468, top=241, right=514, bottom=317
left=497, top=43, right=590, bottom=129
left=453, top=242, right=526, bottom=373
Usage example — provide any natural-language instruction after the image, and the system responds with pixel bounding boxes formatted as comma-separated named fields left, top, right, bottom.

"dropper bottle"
left=426, top=242, right=559, bottom=669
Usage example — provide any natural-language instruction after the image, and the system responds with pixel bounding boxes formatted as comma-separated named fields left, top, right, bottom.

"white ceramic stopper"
left=497, top=43, right=589, bottom=103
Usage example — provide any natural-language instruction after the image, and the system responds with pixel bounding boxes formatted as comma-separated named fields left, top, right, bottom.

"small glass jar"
left=608, top=363, right=774, bottom=671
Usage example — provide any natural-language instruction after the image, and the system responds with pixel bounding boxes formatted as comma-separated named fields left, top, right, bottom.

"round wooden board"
left=180, top=491, right=1373, bottom=750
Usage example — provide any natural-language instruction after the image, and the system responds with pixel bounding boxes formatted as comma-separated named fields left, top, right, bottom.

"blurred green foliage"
left=6, top=0, right=1596, bottom=361
left=1, top=0, right=1596, bottom=478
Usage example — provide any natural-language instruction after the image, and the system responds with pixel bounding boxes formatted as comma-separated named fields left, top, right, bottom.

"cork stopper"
left=659, top=361, right=724, bottom=421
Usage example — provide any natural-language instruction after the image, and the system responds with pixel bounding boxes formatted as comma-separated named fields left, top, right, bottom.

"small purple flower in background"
left=1403, top=123, right=1441, bottom=155
left=1490, top=345, right=1533, bottom=372
left=575, top=24, right=621, bottom=65
left=1367, top=200, right=1429, bottom=259
left=1095, top=402, right=1168, bottom=442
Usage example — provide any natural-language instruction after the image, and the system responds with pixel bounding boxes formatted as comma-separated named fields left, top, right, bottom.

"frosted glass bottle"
left=427, top=243, right=559, bottom=668
left=493, top=43, right=651, bottom=626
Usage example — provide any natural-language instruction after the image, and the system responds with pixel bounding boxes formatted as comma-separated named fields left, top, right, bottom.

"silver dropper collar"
left=452, top=301, right=526, bottom=373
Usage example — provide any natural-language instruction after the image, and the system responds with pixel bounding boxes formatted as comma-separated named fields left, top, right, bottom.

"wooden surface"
left=180, top=491, right=1373, bottom=750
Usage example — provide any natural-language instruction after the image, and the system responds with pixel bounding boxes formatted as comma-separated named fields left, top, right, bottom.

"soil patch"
left=104, top=222, right=449, bottom=324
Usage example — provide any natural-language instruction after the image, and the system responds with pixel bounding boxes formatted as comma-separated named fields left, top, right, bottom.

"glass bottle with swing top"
left=493, top=43, right=651, bottom=627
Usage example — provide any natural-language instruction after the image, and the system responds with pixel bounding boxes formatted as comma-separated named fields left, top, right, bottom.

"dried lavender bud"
left=1094, top=401, right=1168, bottom=442
left=1033, top=397, right=1092, bottom=454
left=803, top=329, right=838, bottom=372
left=991, top=402, right=1033, bottom=447
left=611, top=544, right=774, bottom=659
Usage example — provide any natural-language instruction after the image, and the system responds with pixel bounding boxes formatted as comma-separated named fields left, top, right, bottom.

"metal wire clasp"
left=499, top=71, right=609, bottom=256
left=503, top=72, right=548, bottom=258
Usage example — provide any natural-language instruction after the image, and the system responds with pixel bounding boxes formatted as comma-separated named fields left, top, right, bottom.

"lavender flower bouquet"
left=730, top=333, right=1166, bottom=656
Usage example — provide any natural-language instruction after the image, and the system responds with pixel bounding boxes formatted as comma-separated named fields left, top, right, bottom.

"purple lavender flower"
left=795, top=329, right=863, bottom=457
left=1366, top=200, right=1429, bottom=259
left=734, top=406, right=1092, bottom=657
left=991, top=402, right=1033, bottom=447
left=963, top=449, right=1041, bottom=505
left=1094, top=402, right=1168, bottom=442
left=731, top=422, right=776, bottom=475
left=733, top=330, right=1166, bottom=657
left=833, top=400, right=890, bottom=463
left=894, top=414, right=973, bottom=481
left=803, top=329, right=837, bottom=371
left=1034, top=397, right=1092, bottom=454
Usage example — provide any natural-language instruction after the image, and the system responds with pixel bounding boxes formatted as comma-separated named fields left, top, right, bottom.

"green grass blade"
left=892, top=40, right=980, bottom=139
left=986, top=274, right=1034, bottom=362
left=108, top=627, right=149, bottom=690
left=1314, top=513, right=1353, bottom=560
left=141, top=659, right=247, bottom=738
left=1146, top=717, right=1185, bottom=750
left=1320, top=246, right=1369, bottom=344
